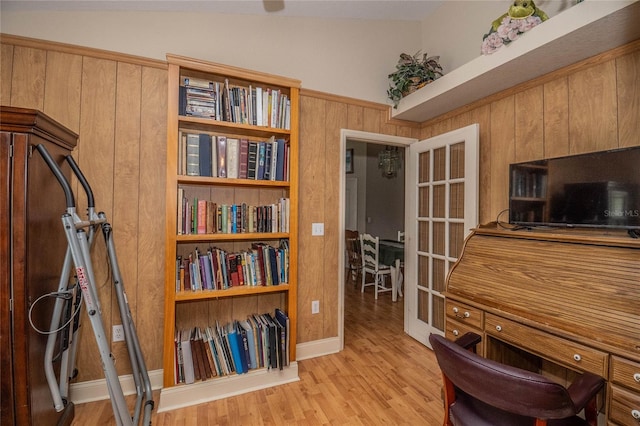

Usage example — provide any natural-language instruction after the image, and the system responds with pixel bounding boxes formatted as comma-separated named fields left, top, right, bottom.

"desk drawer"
left=446, top=318, right=484, bottom=356
left=609, top=385, right=640, bottom=426
left=485, top=314, right=608, bottom=377
left=445, top=300, right=483, bottom=329
left=611, top=356, right=640, bottom=393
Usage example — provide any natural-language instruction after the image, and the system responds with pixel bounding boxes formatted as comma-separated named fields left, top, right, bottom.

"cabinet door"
left=9, top=135, right=74, bottom=426
left=24, top=137, right=74, bottom=425
left=0, top=132, right=15, bottom=426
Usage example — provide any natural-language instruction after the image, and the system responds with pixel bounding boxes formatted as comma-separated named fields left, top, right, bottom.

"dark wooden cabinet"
left=1, top=106, right=77, bottom=426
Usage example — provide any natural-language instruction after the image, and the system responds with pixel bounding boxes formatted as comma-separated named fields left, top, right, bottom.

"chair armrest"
left=566, top=372, right=605, bottom=411
left=453, top=332, right=482, bottom=352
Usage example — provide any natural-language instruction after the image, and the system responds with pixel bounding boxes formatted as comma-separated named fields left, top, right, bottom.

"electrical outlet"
left=112, top=324, right=125, bottom=342
left=312, top=300, right=320, bottom=314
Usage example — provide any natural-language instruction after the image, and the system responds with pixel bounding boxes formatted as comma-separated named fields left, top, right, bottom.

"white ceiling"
left=1, top=0, right=446, bottom=21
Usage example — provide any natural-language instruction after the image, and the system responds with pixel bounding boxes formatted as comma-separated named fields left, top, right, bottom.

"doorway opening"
left=338, top=129, right=416, bottom=351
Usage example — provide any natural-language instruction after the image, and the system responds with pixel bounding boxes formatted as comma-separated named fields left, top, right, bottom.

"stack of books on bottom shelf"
left=174, top=309, right=290, bottom=385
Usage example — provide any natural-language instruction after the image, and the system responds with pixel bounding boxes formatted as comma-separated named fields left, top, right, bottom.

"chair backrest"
left=345, top=230, right=361, bottom=264
left=360, top=233, right=381, bottom=271
left=429, top=334, right=577, bottom=420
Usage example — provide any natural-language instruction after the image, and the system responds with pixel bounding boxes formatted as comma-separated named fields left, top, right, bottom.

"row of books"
left=174, top=309, right=290, bottom=385
left=179, top=132, right=289, bottom=182
left=511, top=168, right=547, bottom=199
left=176, top=240, right=289, bottom=292
left=177, top=194, right=290, bottom=235
left=180, top=76, right=291, bottom=130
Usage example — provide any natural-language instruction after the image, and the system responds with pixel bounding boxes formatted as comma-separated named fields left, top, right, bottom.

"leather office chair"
left=429, top=332, right=605, bottom=426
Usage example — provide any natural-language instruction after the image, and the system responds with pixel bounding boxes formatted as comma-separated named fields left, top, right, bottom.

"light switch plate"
left=312, top=223, right=324, bottom=236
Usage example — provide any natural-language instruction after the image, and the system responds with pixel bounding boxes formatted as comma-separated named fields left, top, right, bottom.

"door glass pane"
left=418, top=187, right=430, bottom=217
left=419, top=152, right=430, bottom=183
left=433, top=184, right=445, bottom=218
left=433, top=258, right=446, bottom=293
left=432, top=222, right=445, bottom=256
left=449, top=222, right=464, bottom=258
left=417, top=255, right=429, bottom=287
left=434, top=147, right=446, bottom=181
left=433, top=295, right=445, bottom=331
left=449, top=182, right=464, bottom=219
left=450, top=142, right=465, bottom=179
left=418, top=288, right=429, bottom=323
left=418, top=222, right=429, bottom=252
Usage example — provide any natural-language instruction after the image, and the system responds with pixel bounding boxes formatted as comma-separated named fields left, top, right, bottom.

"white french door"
left=404, top=124, right=479, bottom=347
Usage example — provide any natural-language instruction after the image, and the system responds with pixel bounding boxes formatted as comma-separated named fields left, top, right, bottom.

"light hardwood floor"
left=71, top=274, right=445, bottom=425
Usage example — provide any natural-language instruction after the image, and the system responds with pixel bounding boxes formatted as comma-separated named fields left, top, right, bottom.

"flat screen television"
left=509, top=146, right=640, bottom=230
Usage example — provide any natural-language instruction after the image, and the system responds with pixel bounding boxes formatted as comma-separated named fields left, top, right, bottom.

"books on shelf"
left=177, top=131, right=290, bottom=182
left=179, top=76, right=291, bottom=130
left=177, top=197, right=290, bottom=236
left=173, top=309, right=290, bottom=385
left=175, top=240, right=290, bottom=293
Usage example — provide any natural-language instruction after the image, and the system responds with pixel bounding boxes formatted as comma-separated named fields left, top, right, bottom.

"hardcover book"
left=186, top=133, right=200, bottom=176
left=216, top=136, right=227, bottom=178
left=226, top=138, right=239, bottom=179
left=247, top=141, right=258, bottom=179
left=239, top=138, right=249, bottom=179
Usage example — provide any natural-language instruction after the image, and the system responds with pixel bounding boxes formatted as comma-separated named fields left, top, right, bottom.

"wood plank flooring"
left=71, top=274, right=445, bottom=425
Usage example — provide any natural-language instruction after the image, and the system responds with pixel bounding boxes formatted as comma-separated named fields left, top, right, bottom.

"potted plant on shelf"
left=387, top=51, right=443, bottom=108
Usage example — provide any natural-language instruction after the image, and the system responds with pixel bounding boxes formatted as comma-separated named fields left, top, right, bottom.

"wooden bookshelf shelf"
left=177, top=175, right=290, bottom=187
left=175, top=284, right=291, bottom=302
left=178, top=115, right=291, bottom=138
left=176, top=232, right=289, bottom=243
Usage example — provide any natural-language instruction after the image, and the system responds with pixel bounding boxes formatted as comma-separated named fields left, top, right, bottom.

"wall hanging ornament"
left=481, top=0, right=549, bottom=55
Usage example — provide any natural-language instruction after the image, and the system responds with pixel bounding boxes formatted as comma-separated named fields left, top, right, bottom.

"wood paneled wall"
left=1, top=33, right=638, bottom=381
left=416, top=40, right=640, bottom=226
left=297, top=40, right=640, bottom=344
left=1, top=34, right=168, bottom=381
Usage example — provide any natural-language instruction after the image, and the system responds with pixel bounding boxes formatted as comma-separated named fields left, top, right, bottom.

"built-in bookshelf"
left=160, top=54, right=300, bottom=410
left=510, top=163, right=548, bottom=224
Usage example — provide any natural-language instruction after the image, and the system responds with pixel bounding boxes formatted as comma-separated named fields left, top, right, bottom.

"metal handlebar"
left=34, top=144, right=75, bottom=209
left=65, top=155, right=95, bottom=209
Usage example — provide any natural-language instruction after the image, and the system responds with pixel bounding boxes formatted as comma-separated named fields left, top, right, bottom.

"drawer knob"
left=573, top=354, right=582, bottom=362
left=453, top=307, right=459, bottom=313
left=495, top=325, right=502, bottom=332
left=463, top=311, right=470, bottom=318
left=453, top=329, right=459, bottom=336
left=631, top=409, right=640, bottom=420
left=634, top=373, right=640, bottom=383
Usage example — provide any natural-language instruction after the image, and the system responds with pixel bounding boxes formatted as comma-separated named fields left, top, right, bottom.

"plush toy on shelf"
left=481, top=0, right=549, bottom=55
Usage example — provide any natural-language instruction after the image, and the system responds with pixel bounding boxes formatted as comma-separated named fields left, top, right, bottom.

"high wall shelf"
left=392, top=0, right=640, bottom=122
left=159, top=54, right=300, bottom=411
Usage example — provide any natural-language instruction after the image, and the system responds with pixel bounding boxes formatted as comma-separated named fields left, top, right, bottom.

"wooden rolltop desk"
left=445, top=223, right=640, bottom=426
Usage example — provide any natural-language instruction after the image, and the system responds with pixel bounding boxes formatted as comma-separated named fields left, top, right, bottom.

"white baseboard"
left=157, top=362, right=299, bottom=412
left=69, top=369, right=164, bottom=404
left=295, top=336, right=341, bottom=360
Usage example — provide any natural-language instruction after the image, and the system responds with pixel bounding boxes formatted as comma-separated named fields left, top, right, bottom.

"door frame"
left=338, top=129, right=417, bottom=350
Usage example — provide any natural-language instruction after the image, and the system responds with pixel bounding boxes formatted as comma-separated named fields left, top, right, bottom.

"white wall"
left=421, top=1, right=577, bottom=73
left=0, top=9, right=420, bottom=105
left=365, top=144, right=405, bottom=240
left=0, top=1, right=584, bottom=106
left=346, top=140, right=368, bottom=233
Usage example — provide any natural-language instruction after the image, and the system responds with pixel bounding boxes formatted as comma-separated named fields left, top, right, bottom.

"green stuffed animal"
left=491, top=0, right=549, bottom=31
